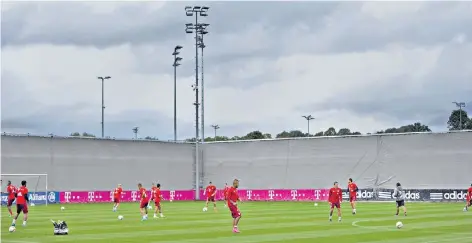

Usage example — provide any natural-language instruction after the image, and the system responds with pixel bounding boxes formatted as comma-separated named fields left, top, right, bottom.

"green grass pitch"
left=2, top=202, right=472, bottom=242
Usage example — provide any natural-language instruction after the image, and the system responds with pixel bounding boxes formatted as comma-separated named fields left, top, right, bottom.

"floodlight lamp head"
left=185, top=6, right=194, bottom=16
left=172, top=51, right=180, bottom=55
left=176, top=57, right=183, bottom=61
left=105, top=76, right=111, bottom=79
left=193, top=6, right=201, bottom=11
left=185, top=29, right=193, bottom=34
left=175, top=45, right=183, bottom=50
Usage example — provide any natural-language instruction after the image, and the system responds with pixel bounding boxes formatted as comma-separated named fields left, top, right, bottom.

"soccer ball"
left=9, top=226, right=16, bottom=233
left=396, top=221, right=403, bottom=229
left=314, top=203, right=318, bottom=207
left=203, top=207, right=208, bottom=212
left=118, top=215, right=124, bottom=220
left=170, top=199, right=173, bottom=202
left=30, top=203, right=35, bottom=207
left=147, top=205, right=152, bottom=210
left=61, top=206, right=65, bottom=211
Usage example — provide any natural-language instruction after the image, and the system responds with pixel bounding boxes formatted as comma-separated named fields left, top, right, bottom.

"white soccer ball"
left=61, top=206, right=65, bottom=211
left=314, top=203, right=318, bottom=207
left=203, top=207, right=208, bottom=212
left=396, top=221, right=403, bottom=229
left=170, top=199, right=173, bottom=202
left=147, top=205, right=152, bottom=210
left=30, top=203, right=35, bottom=207
left=118, top=215, right=124, bottom=220
left=9, top=226, right=16, bottom=233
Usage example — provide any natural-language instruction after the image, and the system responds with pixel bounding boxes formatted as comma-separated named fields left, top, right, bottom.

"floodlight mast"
left=211, top=124, right=220, bottom=139
left=97, top=76, right=111, bottom=138
left=452, top=101, right=466, bottom=130
left=185, top=5, right=209, bottom=201
left=173, top=45, right=183, bottom=142
left=302, top=115, right=315, bottom=135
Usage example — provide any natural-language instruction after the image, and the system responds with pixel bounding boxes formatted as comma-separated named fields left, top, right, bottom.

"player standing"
left=112, top=184, right=123, bottom=212
left=6, top=181, right=17, bottom=217
left=227, top=179, right=242, bottom=233
left=152, top=183, right=165, bottom=218
left=203, top=182, right=217, bottom=212
left=347, top=178, right=359, bottom=215
left=464, top=183, right=472, bottom=211
left=223, top=183, right=229, bottom=207
left=11, top=180, right=29, bottom=227
left=137, top=183, right=149, bottom=221
left=393, top=182, right=407, bottom=216
left=328, top=181, right=343, bottom=222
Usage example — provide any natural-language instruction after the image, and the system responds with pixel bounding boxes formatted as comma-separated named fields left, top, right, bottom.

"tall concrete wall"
left=202, top=131, right=472, bottom=189
left=1, top=135, right=195, bottom=191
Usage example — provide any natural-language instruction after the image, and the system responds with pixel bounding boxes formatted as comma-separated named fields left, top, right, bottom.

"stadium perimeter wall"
left=202, top=131, right=472, bottom=190
left=1, top=135, right=195, bottom=191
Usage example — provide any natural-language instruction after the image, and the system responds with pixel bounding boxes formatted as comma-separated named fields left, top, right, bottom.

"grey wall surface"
left=1, top=135, right=195, bottom=191
left=202, top=131, right=472, bottom=189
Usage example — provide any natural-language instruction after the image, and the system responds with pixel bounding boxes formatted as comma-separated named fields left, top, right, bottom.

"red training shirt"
left=206, top=185, right=216, bottom=197
left=139, top=187, right=148, bottom=203
left=113, top=187, right=122, bottom=199
left=227, top=187, right=239, bottom=206
left=328, top=187, right=343, bottom=204
left=153, top=188, right=162, bottom=202
left=348, top=183, right=358, bottom=196
left=16, top=186, right=28, bottom=205
left=223, top=186, right=229, bottom=198
left=468, top=187, right=472, bottom=200
left=7, top=185, right=16, bottom=200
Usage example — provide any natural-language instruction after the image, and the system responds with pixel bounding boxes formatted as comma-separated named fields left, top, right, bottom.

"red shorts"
left=330, top=202, right=341, bottom=209
left=154, top=201, right=161, bottom=207
left=16, top=204, right=28, bottom=214
left=7, top=198, right=15, bottom=206
left=349, top=194, right=357, bottom=202
left=207, top=196, right=215, bottom=202
left=140, top=201, right=149, bottom=209
left=114, top=198, right=120, bottom=203
left=228, top=204, right=241, bottom=218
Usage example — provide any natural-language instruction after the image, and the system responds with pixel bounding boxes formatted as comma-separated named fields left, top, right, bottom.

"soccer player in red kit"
left=12, top=180, right=29, bottom=227
left=112, top=184, right=123, bottom=212
left=204, top=182, right=217, bottom=212
left=151, top=183, right=165, bottom=218
left=6, top=181, right=17, bottom=217
left=223, top=183, right=229, bottom=207
left=227, top=179, right=242, bottom=233
left=464, top=183, right=472, bottom=212
left=137, top=183, right=149, bottom=221
left=348, top=178, right=359, bottom=215
left=329, top=181, right=343, bottom=222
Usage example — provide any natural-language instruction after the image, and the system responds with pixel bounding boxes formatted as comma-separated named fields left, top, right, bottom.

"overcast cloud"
left=1, top=1, right=472, bottom=140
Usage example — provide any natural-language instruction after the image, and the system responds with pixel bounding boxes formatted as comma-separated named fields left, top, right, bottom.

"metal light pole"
left=211, top=124, right=220, bottom=140
left=302, top=115, right=315, bottom=135
left=185, top=5, right=209, bottom=200
left=173, top=46, right=183, bottom=142
left=132, top=127, right=139, bottom=139
left=452, top=101, right=466, bottom=130
left=97, top=76, right=111, bottom=138
left=197, top=28, right=208, bottom=142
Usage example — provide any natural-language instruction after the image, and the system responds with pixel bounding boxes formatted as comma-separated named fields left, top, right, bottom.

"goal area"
left=1, top=174, right=49, bottom=206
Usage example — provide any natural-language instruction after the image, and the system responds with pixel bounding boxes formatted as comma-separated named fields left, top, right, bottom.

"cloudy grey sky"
left=1, top=1, right=472, bottom=140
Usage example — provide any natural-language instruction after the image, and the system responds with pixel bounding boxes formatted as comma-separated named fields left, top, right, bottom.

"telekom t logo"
left=109, top=191, right=114, bottom=201
left=314, top=190, right=321, bottom=200
left=170, top=191, right=175, bottom=201
left=268, top=190, right=275, bottom=200
left=131, top=191, right=137, bottom=201
left=246, top=190, right=253, bottom=200
left=291, top=190, right=298, bottom=200
left=88, top=192, right=95, bottom=202
left=64, top=192, right=71, bottom=202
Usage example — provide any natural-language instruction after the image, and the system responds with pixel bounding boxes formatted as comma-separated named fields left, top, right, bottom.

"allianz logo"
left=29, top=194, right=47, bottom=201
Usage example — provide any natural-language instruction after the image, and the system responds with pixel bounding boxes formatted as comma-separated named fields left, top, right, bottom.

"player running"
left=393, top=182, right=407, bottom=216
left=464, top=183, right=472, bottom=212
left=347, top=178, right=359, bottom=215
left=6, top=181, right=17, bottom=217
left=137, top=183, right=149, bottom=221
left=227, top=179, right=242, bottom=233
left=11, top=180, right=29, bottom=227
left=112, top=184, right=123, bottom=212
left=223, top=183, right=229, bottom=207
left=203, top=181, right=217, bottom=212
left=328, top=181, right=343, bottom=222
left=151, top=183, right=165, bottom=218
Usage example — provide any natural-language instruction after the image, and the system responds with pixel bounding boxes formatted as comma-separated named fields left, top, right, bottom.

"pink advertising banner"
left=59, top=189, right=330, bottom=203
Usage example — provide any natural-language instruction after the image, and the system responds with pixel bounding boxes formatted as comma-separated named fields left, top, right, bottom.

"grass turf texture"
left=2, top=202, right=472, bottom=243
